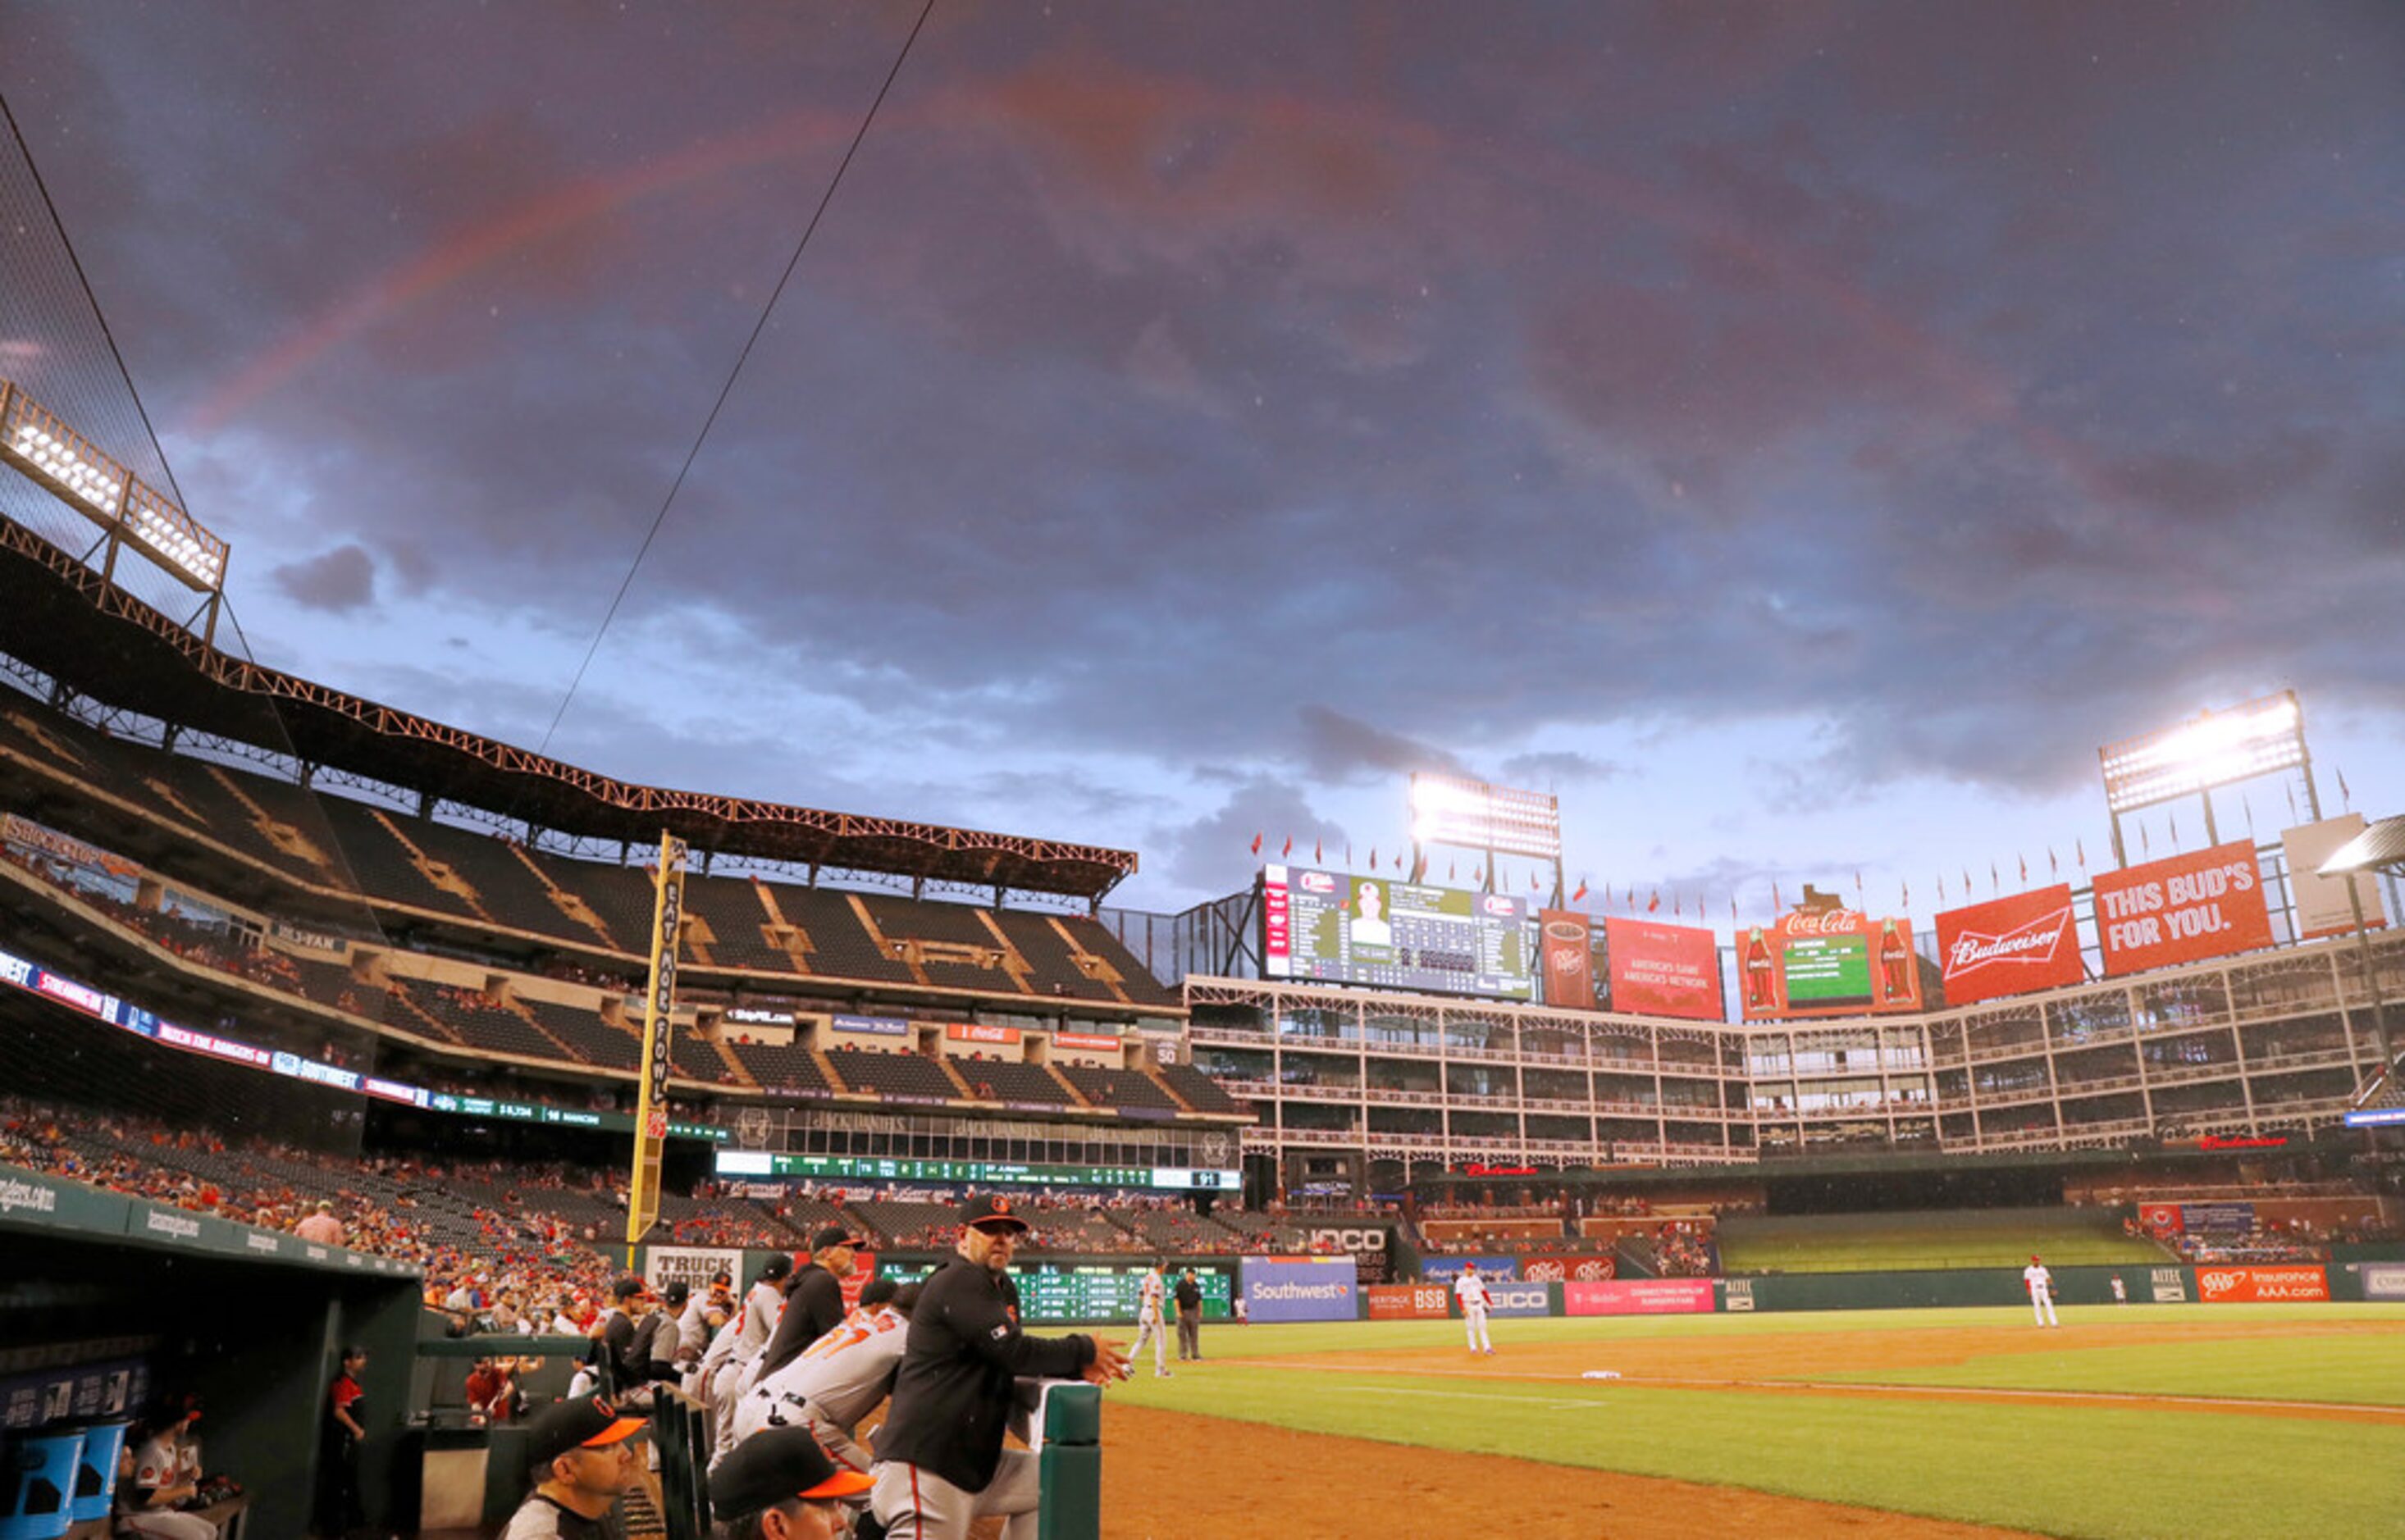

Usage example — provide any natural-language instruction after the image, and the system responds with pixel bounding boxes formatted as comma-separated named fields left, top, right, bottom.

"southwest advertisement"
left=1602, top=917, right=1724, bottom=1021
left=1933, top=885, right=2083, bottom=1005
left=2090, top=841, right=2274, bottom=977
left=1738, top=909, right=1924, bottom=1021
left=1242, top=1256, right=1360, bottom=1322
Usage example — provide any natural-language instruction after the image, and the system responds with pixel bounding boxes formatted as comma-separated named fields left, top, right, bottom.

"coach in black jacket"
left=870, top=1195, right=1127, bottom=1540
left=759, top=1226, right=862, bottom=1378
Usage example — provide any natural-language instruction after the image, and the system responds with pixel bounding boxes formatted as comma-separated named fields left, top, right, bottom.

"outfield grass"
left=1107, top=1308, right=2405, bottom=1538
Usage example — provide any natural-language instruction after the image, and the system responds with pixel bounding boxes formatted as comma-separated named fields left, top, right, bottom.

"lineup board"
left=877, top=1261, right=1237, bottom=1322
left=1262, top=864, right=1533, bottom=1000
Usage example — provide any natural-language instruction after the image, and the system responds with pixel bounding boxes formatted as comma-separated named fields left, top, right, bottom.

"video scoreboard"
left=1262, top=864, right=1533, bottom=1000
left=874, top=1261, right=1237, bottom=1323
left=712, top=1150, right=1241, bottom=1191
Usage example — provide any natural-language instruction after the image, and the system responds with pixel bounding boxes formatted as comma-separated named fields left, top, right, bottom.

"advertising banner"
left=1738, top=910, right=1924, bottom=1020
left=2196, top=1265, right=2328, bottom=1303
left=1933, top=886, right=2083, bottom=1005
left=1052, top=1031, right=1120, bottom=1053
left=2357, top=1263, right=2405, bottom=1302
left=1563, top=1278, right=1716, bottom=1316
left=1417, top=1256, right=1519, bottom=1283
left=1516, top=1253, right=1618, bottom=1283
left=1242, top=1257, right=1360, bottom=1323
left=1538, top=909, right=1595, bottom=1009
left=1305, top=1225, right=1393, bottom=1284
left=2283, top=816, right=2390, bottom=941
left=2092, top=841, right=2273, bottom=977
left=2148, top=1267, right=2189, bottom=1303
left=1367, top=1283, right=1453, bottom=1320
left=1602, top=917, right=1725, bottom=1021
left=2179, top=1201, right=2256, bottom=1234
left=1479, top=1281, right=1554, bottom=1318
left=644, top=1244, right=744, bottom=1295
left=2139, top=1203, right=2184, bottom=1233
left=945, top=1023, right=1021, bottom=1046
left=833, top=1014, right=910, bottom=1037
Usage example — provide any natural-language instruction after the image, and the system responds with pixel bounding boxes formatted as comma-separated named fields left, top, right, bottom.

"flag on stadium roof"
left=1572, top=877, right=1587, bottom=902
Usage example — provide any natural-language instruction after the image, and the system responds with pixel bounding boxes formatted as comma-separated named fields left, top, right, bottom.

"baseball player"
left=1454, top=1263, right=1495, bottom=1355
left=730, top=1279, right=919, bottom=1473
left=1128, top=1261, right=1173, bottom=1378
left=2023, top=1254, right=2059, bottom=1328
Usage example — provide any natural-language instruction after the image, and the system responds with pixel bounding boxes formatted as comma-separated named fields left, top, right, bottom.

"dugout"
left=0, top=1163, right=422, bottom=1539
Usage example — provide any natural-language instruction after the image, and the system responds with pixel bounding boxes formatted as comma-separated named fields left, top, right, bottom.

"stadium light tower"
left=2321, top=816, right=2405, bottom=1121
left=2097, top=691, right=2314, bottom=867
left=1408, top=772, right=1563, bottom=899
left=0, top=379, right=230, bottom=642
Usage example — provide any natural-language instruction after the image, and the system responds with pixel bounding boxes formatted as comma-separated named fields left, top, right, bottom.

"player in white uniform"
left=729, top=1281, right=917, bottom=1473
left=1455, top=1263, right=1495, bottom=1355
left=1128, top=1262, right=1174, bottom=1378
left=2023, top=1254, right=2059, bottom=1327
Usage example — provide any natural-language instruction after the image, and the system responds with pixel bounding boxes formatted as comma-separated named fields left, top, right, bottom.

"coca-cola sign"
left=1738, top=910, right=1924, bottom=1021
left=2091, top=841, right=2272, bottom=977
left=1933, top=886, right=2083, bottom=1005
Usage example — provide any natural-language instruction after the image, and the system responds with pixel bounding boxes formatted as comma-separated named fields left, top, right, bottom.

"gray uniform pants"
left=870, top=1451, right=1041, bottom=1540
left=1177, top=1313, right=1201, bottom=1360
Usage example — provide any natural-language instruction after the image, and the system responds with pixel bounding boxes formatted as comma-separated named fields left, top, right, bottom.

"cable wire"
left=532, top=0, right=939, bottom=759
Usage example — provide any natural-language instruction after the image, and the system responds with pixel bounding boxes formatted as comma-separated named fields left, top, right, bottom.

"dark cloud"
left=1158, top=776, right=1345, bottom=898
left=270, top=544, right=377, bottom=614
left=2, top=0, right=2400, bottom=905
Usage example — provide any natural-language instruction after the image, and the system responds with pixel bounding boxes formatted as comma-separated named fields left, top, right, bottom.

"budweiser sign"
left=1934, top=886, right=2083, bottom=1005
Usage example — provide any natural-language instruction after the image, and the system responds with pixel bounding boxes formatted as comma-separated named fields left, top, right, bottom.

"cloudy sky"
left=2, top=2, right=2400, bottom=921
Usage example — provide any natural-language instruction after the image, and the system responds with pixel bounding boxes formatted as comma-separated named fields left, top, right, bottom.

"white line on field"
left=1312, top=1385, right=1609, bottom=1411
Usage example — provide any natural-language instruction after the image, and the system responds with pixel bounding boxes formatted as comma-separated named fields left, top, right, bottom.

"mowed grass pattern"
left=1716, top=1205, right=2166, bottom=1273
left=1102, top=1307, right=2405, bottom=1539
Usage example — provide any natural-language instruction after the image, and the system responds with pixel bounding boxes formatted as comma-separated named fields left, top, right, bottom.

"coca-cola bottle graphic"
left=1743, top=928, right=1773, bottom=1012
left=1878, top=919, right=1910, bottom=1002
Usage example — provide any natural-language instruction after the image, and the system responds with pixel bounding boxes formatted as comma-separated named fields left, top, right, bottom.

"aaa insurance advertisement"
left=2091, top=841, right=2273, bottom=977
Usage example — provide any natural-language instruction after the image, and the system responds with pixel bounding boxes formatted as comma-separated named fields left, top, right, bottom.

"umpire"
left=869, top=1195, right=1128, bottom=1540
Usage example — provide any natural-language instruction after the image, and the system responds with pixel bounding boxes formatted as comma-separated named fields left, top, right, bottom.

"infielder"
left=2023, top=1253, right=2059, bottom=1328
left=1128, top=1262, right=1173, bottom=1378
left=1454, top=1263, right=1495, bottom=1355
left=729, top=1279, right=918, bottom=1473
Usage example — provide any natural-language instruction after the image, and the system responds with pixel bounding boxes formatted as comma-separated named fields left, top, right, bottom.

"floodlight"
left=2098, top=693, right=2307, bottom=814
left=1407, top=772, right=1562, bottom=861
left=0, top=380, right=228, bottom=594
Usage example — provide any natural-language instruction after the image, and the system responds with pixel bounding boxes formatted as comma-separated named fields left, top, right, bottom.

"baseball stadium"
left=3, top=12, right=2404, bottom=1540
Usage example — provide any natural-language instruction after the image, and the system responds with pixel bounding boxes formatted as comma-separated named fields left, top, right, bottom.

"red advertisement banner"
left=1515, top=1253, right=1618, bottom=1283
left=1563, top=1278, right=1715, bottom=1316
left=1052, top=1032, right=1121, bottom=1052
left=1603, top=917, right=1723, bottom=1021
left=1933, top=885, right=2083, bottom=1005
left=1366, top=1283, right=1453, bottom=1320
left=2195, top=1265, right=2327, bottom=1303
left=2138, top=1203, right=2184, bottom=1234
left=2092, top=841, right=2272, bottom=977
left=1538, top=909, right=1596, bottom=1009
left=945, top=1023, right=1022, bottom=1046
left=1737, top=910, right=1923, bottom=1021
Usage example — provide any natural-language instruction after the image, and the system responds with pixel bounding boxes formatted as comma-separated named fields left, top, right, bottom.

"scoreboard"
left=1262, top=864, right=1533, bottom=1000
left=875, top=1261, right=1238, bottom=1323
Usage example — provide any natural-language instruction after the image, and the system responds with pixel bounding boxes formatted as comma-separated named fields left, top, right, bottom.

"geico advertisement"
left=1476, top=1282, right=1554, bottom=1318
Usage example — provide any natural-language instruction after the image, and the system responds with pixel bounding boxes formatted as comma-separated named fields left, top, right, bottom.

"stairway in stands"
left=505, top=844, right=623, bottom=950
left=370, top=810, right=498, bottom=923
left=203, top=765, right=340, bottom=874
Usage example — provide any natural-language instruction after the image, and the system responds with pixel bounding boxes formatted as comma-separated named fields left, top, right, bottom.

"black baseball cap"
left=525, top=1396, right=646, bottom=1468
left=663, top=1280, right=691, bottom=1306
left=709, top=1427, right=874, bottom=1516
left=610, top=1275, right=650, bottom=1301
left=810, top=1225, right=865, bottom=1251
left=758, top=1255, right=793, bottom=1282
left=961, top=1194, right=1029, bottom=1233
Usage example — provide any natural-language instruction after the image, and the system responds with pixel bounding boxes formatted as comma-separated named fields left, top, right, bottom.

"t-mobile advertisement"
left=1563, top=1278, right=1716, bottom=1316
left=2090, top=841, right=2273, bottom=977
left=1241, top=1257, right=1360, bottom=1322
left=1602, top=917, right=1725, bottom=1021
left=1933, top=886, right=2083, bottom=1005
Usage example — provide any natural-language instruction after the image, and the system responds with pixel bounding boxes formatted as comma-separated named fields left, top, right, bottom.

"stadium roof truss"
left=0, top=507, right=1139, bottom=901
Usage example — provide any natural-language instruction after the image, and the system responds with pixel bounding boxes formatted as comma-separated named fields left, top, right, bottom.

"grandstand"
left=1714, top=1207, right=2169, bottom=1274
